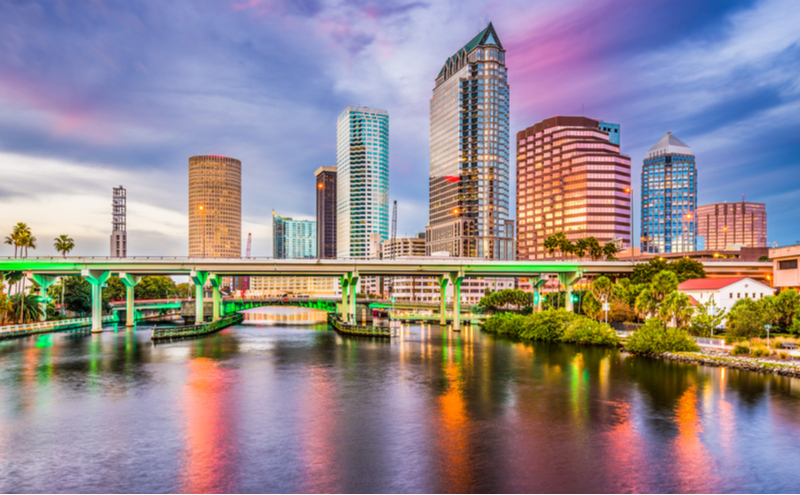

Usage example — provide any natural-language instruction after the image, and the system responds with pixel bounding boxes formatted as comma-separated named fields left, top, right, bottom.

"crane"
left=242, top=233, right=252, bottom=298
left=391, top=200, right=397, bottom=259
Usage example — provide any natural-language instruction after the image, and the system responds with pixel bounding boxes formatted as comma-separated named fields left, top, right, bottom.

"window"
left=779, top=259, right=798, bottom=270
left=737, top=293, right=741, bottom=299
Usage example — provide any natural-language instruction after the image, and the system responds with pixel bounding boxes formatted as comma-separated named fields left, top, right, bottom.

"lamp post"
left=624, top=187, right=634, bottom=263
left=685, top=212, right=694, bottom=252
left=199, top=205, right=206, bottom=258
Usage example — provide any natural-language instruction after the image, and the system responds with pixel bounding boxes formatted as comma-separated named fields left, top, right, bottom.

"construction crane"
left=241, top=233, right=252, bottom=298
left=391, top=201, right=397, bottom=259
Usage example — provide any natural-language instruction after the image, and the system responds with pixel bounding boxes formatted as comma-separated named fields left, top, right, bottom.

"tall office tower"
left=110, top=185, right=127, bottom=257
left=698, top=200, right=767, bottom=250
left=516, top=116, right=631, bottom=260
left=641, top=132, right=697, bottom=254
left=336, top=106, right=389, bottom=258
left=426, top=22, right=514, bottom=260
left=315, top=165, right=337, bottom=259
left=188, top=155, right=242, bottom=258
left=272, top=211, right=316, bottom=259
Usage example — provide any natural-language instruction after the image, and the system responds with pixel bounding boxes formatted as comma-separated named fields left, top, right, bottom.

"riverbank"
left=653, top=349, right=800, bottom=378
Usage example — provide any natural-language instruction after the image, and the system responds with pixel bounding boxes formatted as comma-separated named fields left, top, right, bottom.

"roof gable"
left=678, top=276, right=773, bottom=291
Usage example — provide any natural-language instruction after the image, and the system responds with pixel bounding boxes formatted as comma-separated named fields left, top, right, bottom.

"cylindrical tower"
left=188, top=155, right=242, bottom=258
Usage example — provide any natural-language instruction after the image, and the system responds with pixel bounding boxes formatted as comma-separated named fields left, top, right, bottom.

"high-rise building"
left=425, top=22, right=514, bottom=260
left=382, top=233, right=426, bottom=259
left=315, top=165, right=337, bottom=259
left=272, top=211, right=316, bottom=259
left=188, top=155, right=242, bottom=258
left=516, top=116, right=631, bottom=260
left=698, top=200, right=767, bottom=250
left=598, top=121, right=620, bottom=145
left=110, top=185, right=127, bottom=257
left=336, top=106, right=389, bottom=259
left=641, top=132, right=697, bottom=253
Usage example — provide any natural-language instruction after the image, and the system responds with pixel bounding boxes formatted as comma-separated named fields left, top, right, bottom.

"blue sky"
left=0, top=0, right=798, bottom=256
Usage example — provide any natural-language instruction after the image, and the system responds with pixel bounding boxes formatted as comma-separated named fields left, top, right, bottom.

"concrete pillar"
left=209, top=274, right=222, bottom=321
left=82, top=269, right=110, bottom=332
left=437, top=275, right=449, bottom=325
left=339, top=275, right=349, bottom=320
left=119, top=273, right=141, bottom=327
left=558, top=271, right=582, bottom=312
left=349, top=271, right=359, bottom=324
left=449, top=271, right=464, bottom=332
left=190, top=270, right=209, bottom=323
left=29, top=273, right=57, bottom=321
left=531, top=276, right=546, bottom=312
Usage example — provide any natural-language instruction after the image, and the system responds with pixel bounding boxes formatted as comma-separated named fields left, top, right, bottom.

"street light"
left=199, top=205, right=206, bottom=258
left=685, top=212, right=694, bottom=252
left=624, top=187, right=634, bottom=263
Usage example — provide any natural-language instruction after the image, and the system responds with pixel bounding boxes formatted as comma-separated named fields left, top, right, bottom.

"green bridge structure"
left=0, top=257, right=771, bottom=333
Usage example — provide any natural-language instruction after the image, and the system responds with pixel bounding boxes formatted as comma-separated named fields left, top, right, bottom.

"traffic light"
left=570, top=294, right=579, bottom=303
left=533, top=293, right=540, bottom=305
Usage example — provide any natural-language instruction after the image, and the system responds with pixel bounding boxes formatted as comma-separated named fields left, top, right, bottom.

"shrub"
left=482, top=313, right=528, bottom=336
left=520, top=309, right=576, bottom=341
left=778, top=351, right=790, bottom=360
left=751, top=346, right=770, bottom=358
left=561, top=317, right=620, bottom=346
left=731, top=344, right=750, bottom=356
left=625, top=318, right=700, bottom=354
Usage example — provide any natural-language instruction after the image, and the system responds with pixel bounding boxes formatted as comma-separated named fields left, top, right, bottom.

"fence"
left=151, top=314, right=244, bottom=341
left=0, top=315, right=118, bottom=340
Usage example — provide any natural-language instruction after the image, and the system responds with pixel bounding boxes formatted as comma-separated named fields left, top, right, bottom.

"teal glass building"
left=641, top=132, right=697, bottom=253
left=336, top=106, right=389, bottom=259
left=272, top=211, right=316, bottom=259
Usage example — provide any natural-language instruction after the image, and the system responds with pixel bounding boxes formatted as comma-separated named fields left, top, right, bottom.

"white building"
left=678, top=276, right=774, bottom=314
left=336, top=106, right=389, bottom=259
left=248, top=276, right=338, bottom=297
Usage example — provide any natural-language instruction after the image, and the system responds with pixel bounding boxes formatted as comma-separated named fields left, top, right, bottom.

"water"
left=2, top=321, right=800, bottom=493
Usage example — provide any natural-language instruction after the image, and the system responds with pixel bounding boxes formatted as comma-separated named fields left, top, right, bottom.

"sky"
left=1, top=0, right=798, bottom=257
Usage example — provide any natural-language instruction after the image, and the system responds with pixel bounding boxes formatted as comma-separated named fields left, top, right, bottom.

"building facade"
left=110, top=185, right=127, bottom=257
left=426, top=23, right=514, bottom=260
left=188, top=155, right=242, bottom=258
left=382, top=234, right=426, bottom=259
left=698, top=201, right=767, bottom=251
left=248, top=276, right=337, bottom=297
left=678, top=276, right=774, bottom=315
left=272, top=212, right=316, bottom=259
left=336, top=107, right=389, bottom=259
left=771, top=245, right=800, bottom=290
left=641, top=132, right=697, bottom=254
left=516, top=116, right=631, bottom=260
left=315, top=166, right=337, bottom=259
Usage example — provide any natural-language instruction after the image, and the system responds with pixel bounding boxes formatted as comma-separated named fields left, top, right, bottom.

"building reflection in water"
left=297, top=366, right=341, bottom=493
left=179, top=357, right=238, bottom=493
left=671, top=383, right=718, bottom=492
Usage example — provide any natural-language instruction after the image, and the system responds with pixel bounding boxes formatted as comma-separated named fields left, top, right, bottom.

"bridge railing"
left=0, top=315, right=117, bottom=337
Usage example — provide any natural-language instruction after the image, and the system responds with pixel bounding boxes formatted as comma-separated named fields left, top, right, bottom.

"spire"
left=437, top=22, right=503, bottom=79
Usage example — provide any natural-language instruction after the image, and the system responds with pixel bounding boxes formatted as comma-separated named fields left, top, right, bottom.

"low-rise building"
left=678, top=276, right=775, bottom=314
left=770, top=245, right=800, bottom=290
left=247, top=276, right=337, bottom=297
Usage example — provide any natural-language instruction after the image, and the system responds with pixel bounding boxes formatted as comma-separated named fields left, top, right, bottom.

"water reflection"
left=1, top=324, right=800, bottom=492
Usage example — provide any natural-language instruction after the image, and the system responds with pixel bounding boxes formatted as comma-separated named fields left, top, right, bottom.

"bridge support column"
left=191, top=271, right=209, bottom=323
left=449, top=271, right=464, bottom=332
left=119, top=273, right=141, bottom=327
left=29, top=273, right=56, bottom=321
left=531, top=276, right=546, bottom=312
left=82, top=270, right=110, bottom=332
left=339, top=275, right=349, bottom=321
left=348, top=271, right=359, bottom=324
left=437, top=275, right=449, bottom=325
left=209, top=274, right=222, bottom=321
left=558, top=271, right=582, bottom=312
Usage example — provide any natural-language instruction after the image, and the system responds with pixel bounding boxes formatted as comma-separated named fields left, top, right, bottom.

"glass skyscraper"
left=336, top=106, right=389, bottom=259
left=272, top=211, right=316, bottom=259
left=641, top=132, right=698, bottom=253
left=426, top=22, right=514, bottom=259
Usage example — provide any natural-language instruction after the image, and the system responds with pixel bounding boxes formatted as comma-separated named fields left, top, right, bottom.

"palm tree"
left=19, top=231, right=36, bottom=258
left=4, top=222, right=28, bottom=259
left=543, top=235, right=560, bottom=259
left=603, top=242, right=618, bottom=261
left=659, top=291, right=693, bottom=328
left=586, top=236, right=603, bottom=261
left=574, top=238, right=588, bottom=260
left=4, top=234, right=17, bottom=258
left=560, top=238, right=575, bottom=261
left=54, top=235, right=75, bottom=258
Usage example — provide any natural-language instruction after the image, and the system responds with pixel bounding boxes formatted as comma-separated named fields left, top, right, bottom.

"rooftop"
left=679, top=276, right=754, bottom=291
left=648, top=131, right=692, bottom=158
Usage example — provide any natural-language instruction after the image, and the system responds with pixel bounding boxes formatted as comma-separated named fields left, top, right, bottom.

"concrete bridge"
left=0, top=257, right=772, bottom=332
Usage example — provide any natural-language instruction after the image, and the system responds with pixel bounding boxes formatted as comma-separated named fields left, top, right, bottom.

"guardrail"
left=151, top=314, right=244, bottom=341
left=0, top=315, right=117, bottom=340
left=327, top=314, right=391, bottom=338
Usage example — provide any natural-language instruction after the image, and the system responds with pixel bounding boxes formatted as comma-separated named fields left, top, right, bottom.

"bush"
left=625, top=318, right=700, bottom=354
left=561, top=317, right=620, bottom=346
left=520, top=309, right=576, bottom=341
left=482, top=313, right=528, bottom=336
left=731, top=344, right=750, bottom=356
left=751, top=346, right=770, bottom=358
left=778, top=351, right=789, bottom=360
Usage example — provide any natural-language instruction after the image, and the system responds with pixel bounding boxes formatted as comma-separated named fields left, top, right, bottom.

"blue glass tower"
left=640, top=132, right=697, bottom=253
left=273, top=211, right=316, bottom=259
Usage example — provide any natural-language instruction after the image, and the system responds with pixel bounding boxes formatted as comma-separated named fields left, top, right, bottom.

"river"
left=1, top=320, right=800, bottom=493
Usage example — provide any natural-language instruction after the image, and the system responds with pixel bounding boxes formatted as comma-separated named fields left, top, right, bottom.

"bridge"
left=0, top=257, right=772, bottom=332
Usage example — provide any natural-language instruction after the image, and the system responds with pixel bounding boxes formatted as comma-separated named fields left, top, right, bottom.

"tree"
left=625, top=318, right=700, bottom=354
left=603, top=241, right=618, bottom=261
left=135, top=276, right=178, bottom=300
left=671, top=257, right=706, bottom=283
left=4, top=222, right=29, bottom=259
left=544, top=234, right=564, bottom=259
left=651, top=270, right=679, bottom=301
left=574, top=238, right=588, bottom=260
left=727, top=298, right=774, bottom=342
left=53, top=234, right=75, bottom=258
left=586, top=236, right=603, bottom=261
left=690, top=300, right=726, bottom=337
left=758, top=255, right=770, bottom=262
left=104, top=276, right=126, bottom=302
left=176, top=283, right=193, bottom=299
left=772, top=289, right=800, bottom=330
left=9, top=293, right=42, bottom=323
left=631, top=258, right=670, bottom=285
left=64, top=277, right=93, bottom=316
left=557, top=234, right=574, bottom=261
left=658, top=291, right=693, bottom=328
left=591, top=276, right=614, bottom=304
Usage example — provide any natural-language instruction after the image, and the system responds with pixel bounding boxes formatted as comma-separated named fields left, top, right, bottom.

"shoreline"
left=649, top=349, right=800, bottom=378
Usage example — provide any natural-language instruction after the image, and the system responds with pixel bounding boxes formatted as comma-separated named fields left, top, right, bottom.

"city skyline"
left=1, top=0, right=799, bottom=257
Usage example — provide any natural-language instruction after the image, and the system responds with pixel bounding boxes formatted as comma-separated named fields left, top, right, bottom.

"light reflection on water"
left=1, top=322, right=800, bottom=492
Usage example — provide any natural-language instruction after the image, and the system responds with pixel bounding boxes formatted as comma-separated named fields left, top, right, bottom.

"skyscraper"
left=188, top=155, right=242, bottom=258
left=336, top=106, right=389, bottom=259
left=315, top=165, right=337, bottom=259
left=698, top=200, right=767, bottom=250
left=516, top=116, right=631, bottom=260
left=110, top=185, right=127, bottom=257
left=426, top=22, right=514, bottom=260
left=272, top=211, right=316, bottom=259
left=641, top=132, right=697, bottom=254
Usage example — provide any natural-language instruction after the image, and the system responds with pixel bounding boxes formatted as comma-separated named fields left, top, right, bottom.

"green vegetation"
left=726, top=297, right=773, bottom=342
left=478, top=288, right=532, bottom=312
left=758, top=255, right=770, bottom=262
left=561, top=318, right=620, bottom=346
left=625, top=318, right=700, bottom=354
left=731, top=344, right=750, bottom=356
left=542, top=233, right=618, bottom=261
left=690, top=300, right=726, bottom=337
left=631, top=257, right=706, bottom=285
left=751, top=346, right=770, bottom=358
left=482, top=309, right=618, bottom=346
